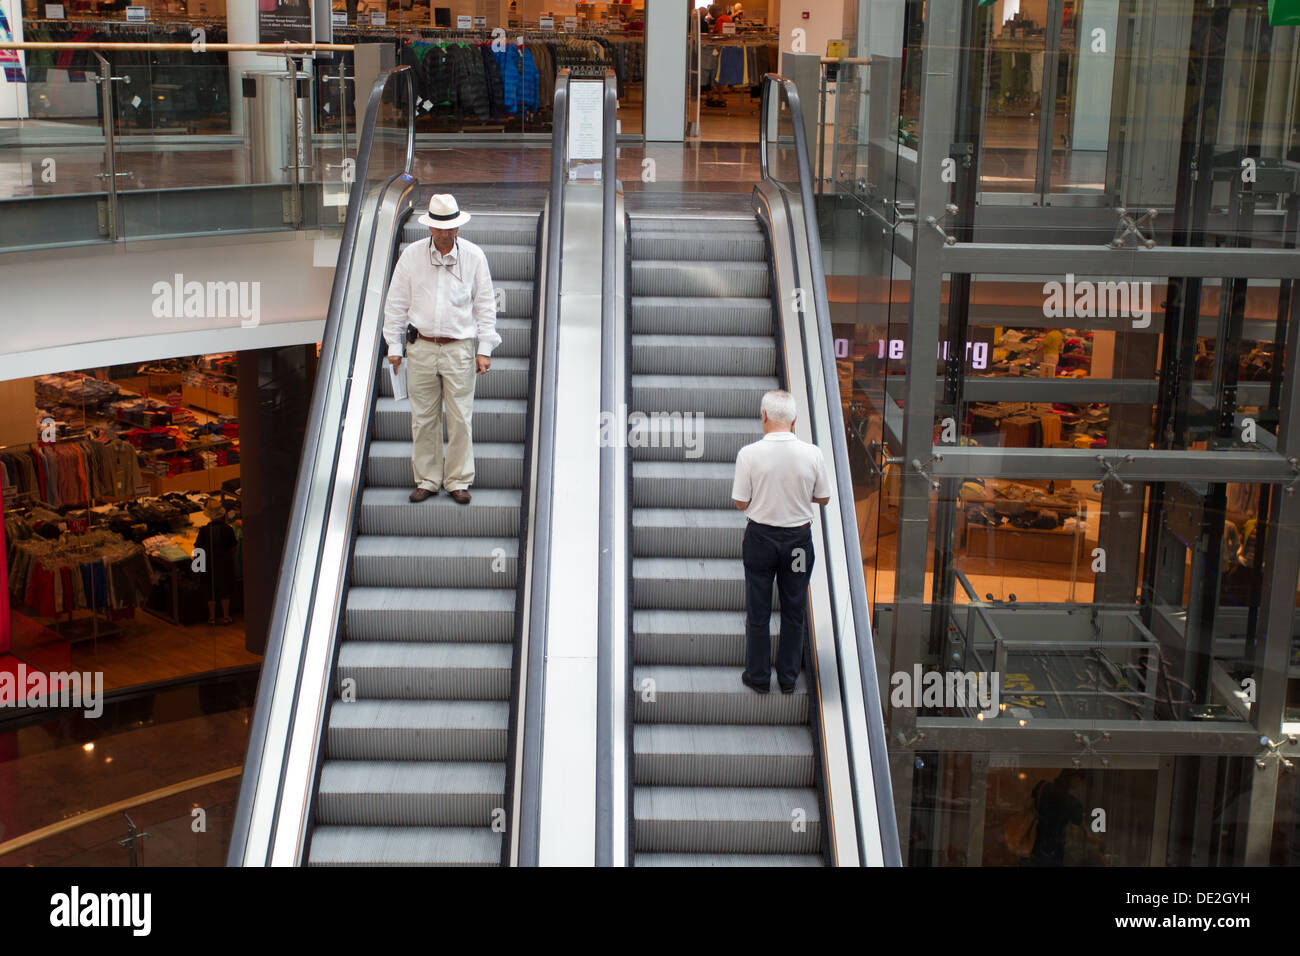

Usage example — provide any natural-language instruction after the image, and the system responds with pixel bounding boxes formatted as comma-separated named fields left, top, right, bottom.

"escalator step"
left=632, top=508, right=746, bottom=558
left=373, top=398, right=527, bottom=444
left=630, top=461, right=736, bottom=510
left=631, top=373, right=777, bottom=418
left=630, top=334, right=776, bottom=377
left=327, top=699, right=509, bottom=761
left=357, top=487, right=521, bottom=537
left=634, top=724, right=815, bottom=787
left=633, top=609, right=780, bottom=666
left=377, top=356, right=530, bottom=399
left=631, top=296, right=773, bottom=337
left=309, top=825, right=501, bottom=866
left=627, top=415, right=761, bottom=464
left=367, top=440, right=523, bottom=490
left=630, top=230, right=767, bottom=263
left=316, top=760, right=505, bottom=826
left=633, top=852, right=822, bottom=867
left=633, top=785, right=821, bottom=854
left=631, top=260, right=769, bottom=298
left=633, top=557, right=766, bottom=611
left=351, top=536, right=518, bottom=588
left=337, top=641, right=513, bottom=700
left=345, top=588, right=515, bottom=643
left=632, top=666, right=807, bottom=725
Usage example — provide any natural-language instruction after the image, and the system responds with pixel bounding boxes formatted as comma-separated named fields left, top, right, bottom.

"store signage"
left=833, top=336, right=990, bottom=370
left=45, top=3, right=64, bottom=18
left=370, top=10, right=385, bottom=25
left=166, top=391, right=182, bottom=409
left=721, top=22, right=736, bottom=34
left=263, top=0, right=314, bottom=43
left=564, top=15, right=577, bottom=29
left=125, top=5, right=147, bottom=22
left=356, top=13, right=369, bottom=26
left=331, top=11, right=347, bottom=26
left=473, top=15, right=486, bottom=27
left=539, top=15, right=554, bottom=29
left=457, top=14, right=472, bottom=28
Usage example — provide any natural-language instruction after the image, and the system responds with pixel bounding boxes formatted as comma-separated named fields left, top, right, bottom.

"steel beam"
left=928, top=446, right=1298, bottom=482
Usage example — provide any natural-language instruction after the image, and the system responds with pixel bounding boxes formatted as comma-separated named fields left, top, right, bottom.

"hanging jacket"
left=520, top=47, right=540, bottom=113
left=455, top=43, right=490, bottom=121
left=493, top=46, right=522, bottom=114
left=479, top=43, right=505, bottom=117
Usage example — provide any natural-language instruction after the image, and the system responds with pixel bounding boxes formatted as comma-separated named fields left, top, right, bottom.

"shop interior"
left=840, top=324, right=1278, bottom=611
left=0, top=354, right=262, bottom=695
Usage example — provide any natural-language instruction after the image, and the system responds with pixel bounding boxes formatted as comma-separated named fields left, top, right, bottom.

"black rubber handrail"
left=516, top=70, right=570, bottom=867
left=227, top=66, right=415, bottom=866
left=595, top=68, right=620, bottom=867
left=759, top=73, right=903, bottom=866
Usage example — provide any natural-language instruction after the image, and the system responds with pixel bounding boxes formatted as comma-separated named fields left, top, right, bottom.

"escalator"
left=619, top=75, right=901, bottom=866
left=627, top=213, right=825, bottom=864
left=229, top=67, right=559, bottom=867
left=307, top=209, right=540, bottom=866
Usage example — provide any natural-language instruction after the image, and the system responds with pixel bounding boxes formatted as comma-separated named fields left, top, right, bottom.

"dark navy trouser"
left=742, top=519, right=814, bottom=688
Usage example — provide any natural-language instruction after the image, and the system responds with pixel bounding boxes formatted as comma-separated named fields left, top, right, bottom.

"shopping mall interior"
left=0, top=0, right=1298, bottom=869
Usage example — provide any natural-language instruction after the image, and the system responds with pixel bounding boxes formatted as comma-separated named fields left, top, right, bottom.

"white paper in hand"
left=389, top=361, right=409, bottom=402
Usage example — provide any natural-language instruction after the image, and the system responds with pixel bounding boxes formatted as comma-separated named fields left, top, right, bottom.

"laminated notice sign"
left=567, top=79, right=603, bottom=162
left=539, top=15, right=554, bottom=29
left=473, top=15, right=486, bottom=27
left=125, top=5, right=146, bottom=21
left=45, top=3, right=64, bottom=18
left=457, top=14, right=472, bottom=28
left=371, top=10, right=385, bottom=25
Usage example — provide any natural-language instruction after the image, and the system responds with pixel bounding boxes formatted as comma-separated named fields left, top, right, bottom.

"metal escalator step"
left=631, top=296, right=773, bottom=337
left=377, top=356, right=530, bottom=399
left=358, top=487, right=521, bottom=537
left=632, top=557, right=751, bottom=611
left=367, top=440, right=523, bottom=490
left=493, top=317, right=533, bottom=357
left=629, top=215, right=759, bottom=233
left=631, top=260, right=769, bottom=298
left=337, top=641, right=512, bottom=698
left=351, top=536, right=517, bottom=588
left=474, top=244, right=536, bottom=281
left=631, top=374, right=777, bottom=418
left=633, top=786, right=821, bottom=854
left=633, top=609, right=779, bottom=666
left=630, top=461, right=735, bottom=509
left=631, top=334, right=776, bottom=377
left=345, top=588, right=515, bottom=643
left=633, top=852, right=823, bottom=867
left=326, top=699, right=509, bottom=760
left=632, top=508, right=746, bottom=558
left=316, top=760, right=505, bottom=826
left=633, top=666, right=808, bottom=724
left=630, top=231, right=766, bottom=263
left=309, top=825, right=501, bottom=866
left=373, top=398, right=527, bottom=444
left=628, top=415, right=760, bottom=463
left=634, top=724, right=815, bottom=787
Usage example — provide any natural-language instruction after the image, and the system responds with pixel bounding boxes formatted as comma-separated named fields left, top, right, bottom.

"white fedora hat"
left=417, top=193, right=472, bottom=230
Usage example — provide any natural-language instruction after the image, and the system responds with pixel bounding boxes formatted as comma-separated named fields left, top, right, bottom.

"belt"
left=417, top=333, right=468, bottom=344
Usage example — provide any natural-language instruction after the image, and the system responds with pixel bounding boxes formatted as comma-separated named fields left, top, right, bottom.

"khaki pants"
left=406, top=336, right=477, bottom=492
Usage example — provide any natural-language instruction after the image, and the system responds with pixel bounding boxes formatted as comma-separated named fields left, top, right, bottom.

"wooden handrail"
left=0, top=765, right=242, bottom=858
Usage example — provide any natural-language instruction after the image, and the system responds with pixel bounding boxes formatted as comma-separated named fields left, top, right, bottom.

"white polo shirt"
left=732, top=431, right=831, bottom=527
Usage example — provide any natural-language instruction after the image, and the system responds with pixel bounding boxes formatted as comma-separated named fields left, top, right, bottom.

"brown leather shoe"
left=409, top=487, right=437, bottom=502
left=449, top=489, right=471, bottom=505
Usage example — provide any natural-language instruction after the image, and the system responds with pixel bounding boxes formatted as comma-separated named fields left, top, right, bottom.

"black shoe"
left=779, top=683, right=796, bottom=695
left=740, top=672, right=770, bottom=694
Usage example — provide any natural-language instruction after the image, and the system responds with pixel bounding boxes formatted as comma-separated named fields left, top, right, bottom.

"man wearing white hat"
left=383, top=194, right=500, bottom=504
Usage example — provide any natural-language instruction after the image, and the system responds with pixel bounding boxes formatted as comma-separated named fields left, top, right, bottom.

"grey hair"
left=761, top=390, right=797, bottom=424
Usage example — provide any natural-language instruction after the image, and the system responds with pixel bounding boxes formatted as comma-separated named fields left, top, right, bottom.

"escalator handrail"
left=516, top=70, right=570, bottom=866
left=758, top=73, right=903, bottom=866
left=227, top=66, right=416, bottom=866
left=595, top=68, right=621, bottom=867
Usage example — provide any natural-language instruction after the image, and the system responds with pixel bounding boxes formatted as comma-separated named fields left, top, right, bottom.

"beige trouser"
left=406, top=336, right=477, bottom=492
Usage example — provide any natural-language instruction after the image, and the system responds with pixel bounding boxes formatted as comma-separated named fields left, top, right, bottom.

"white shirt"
left=732, top=431, right=831, bottom=527
left=383, top=236, right=501, bottom=357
